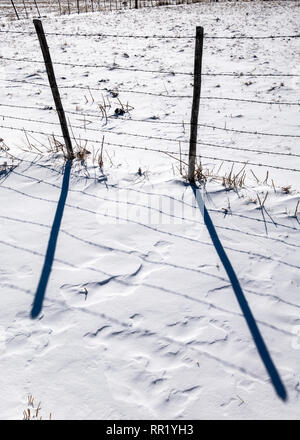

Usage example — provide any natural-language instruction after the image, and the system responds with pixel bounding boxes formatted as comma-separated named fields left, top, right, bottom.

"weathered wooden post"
left=135, top=0, right=138, bottom=8
left=10, top=0, right=19, bottom=20
left=188, top=26, right=203, bottom=182
left=33, top=19, right=74, bottom=160
left=34, top=0, right=41, bottom=17
left=22, top=0, right=28, bottom=19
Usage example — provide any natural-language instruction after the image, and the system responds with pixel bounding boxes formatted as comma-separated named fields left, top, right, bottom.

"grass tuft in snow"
left=23, top=394, right=51, bottom=421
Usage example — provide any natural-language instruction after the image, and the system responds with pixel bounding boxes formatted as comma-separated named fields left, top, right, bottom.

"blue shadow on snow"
left=191, top=183, right=287, bottom=401
left=31, top=160, right=71, bottom=319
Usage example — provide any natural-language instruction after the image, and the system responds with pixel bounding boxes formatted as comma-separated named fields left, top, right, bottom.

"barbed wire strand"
left=0, top=103, right=300, bottom=138
left=2, top=56, right=300, bottom=77
left=0, top=29, right=299, bottom=39
left=1, top=78, right=299, bottom=106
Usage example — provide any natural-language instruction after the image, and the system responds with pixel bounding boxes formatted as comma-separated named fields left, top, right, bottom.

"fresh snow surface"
left=0, top=0, right=300, bottom=420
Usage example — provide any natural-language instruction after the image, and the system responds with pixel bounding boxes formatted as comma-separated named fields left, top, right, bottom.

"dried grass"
left=23, top=394, right=51, bottom=421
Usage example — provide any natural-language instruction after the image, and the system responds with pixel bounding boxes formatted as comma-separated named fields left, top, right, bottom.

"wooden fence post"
left=77, top=0, right=80, bottom=14
left=188, top=26, right=203, bottom=182
left=22, top=0, right=28, bottom=19
left=10, top=0, right=19, bottom=20
left=135, top=0, right=138, bottom=8
left=33, top=19, right=74, bottom=160
left=34, top=0, right=41, bottom=17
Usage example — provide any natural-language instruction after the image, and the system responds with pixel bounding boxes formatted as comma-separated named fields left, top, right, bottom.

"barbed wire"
left=0, top=28, right=299, bottom=40
left=2, top=56, right=300, bottom=77
left=1, top=77, right=193, bottom=97
left=2, top=78, right=299, bottom=106
left=1, top=123, right=300, bottom=172
left=1, top=25, right=299, bottom=176
left=198, top=96, right=300, bottom=106
left=195, top=123, right=300, bottom=138
left=2, top=56, right=195, bottom=75
left=1, top=106, right=299, bottom=142
left=1, top=103, right=299, bottom=139
left=1, top=56, right=194, bottom=75
left=205, top=34, right=300, bottom=40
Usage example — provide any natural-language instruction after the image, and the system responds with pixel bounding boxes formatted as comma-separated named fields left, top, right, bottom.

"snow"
left=0, top=0, right=300, bottom=419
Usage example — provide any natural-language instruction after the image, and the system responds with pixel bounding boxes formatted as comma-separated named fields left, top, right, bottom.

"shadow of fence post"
left=191, top=183, right=287, bottom=401
left=31, top=160, right=72, bottom=319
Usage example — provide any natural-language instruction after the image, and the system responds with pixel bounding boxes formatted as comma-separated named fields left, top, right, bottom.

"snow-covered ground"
left=0, top=0, right=300, bottom=419
left=0, top=0, right=198, bottom=22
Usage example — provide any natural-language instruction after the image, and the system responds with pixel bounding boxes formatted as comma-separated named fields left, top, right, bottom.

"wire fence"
left=0, top=104, right=299, bottom=139
left=1, top=78, right=300, bottom=105
left=0, top=16, right=299, bottom=180
left=3, top=0, right=300, bottom=23
left=2, top=124, right=300, bottom=173
left=3, top=55, right=300, bottom=77
left=2, top=0, right=208, bottom=21
left=1, top=28, right=300, bottom=39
